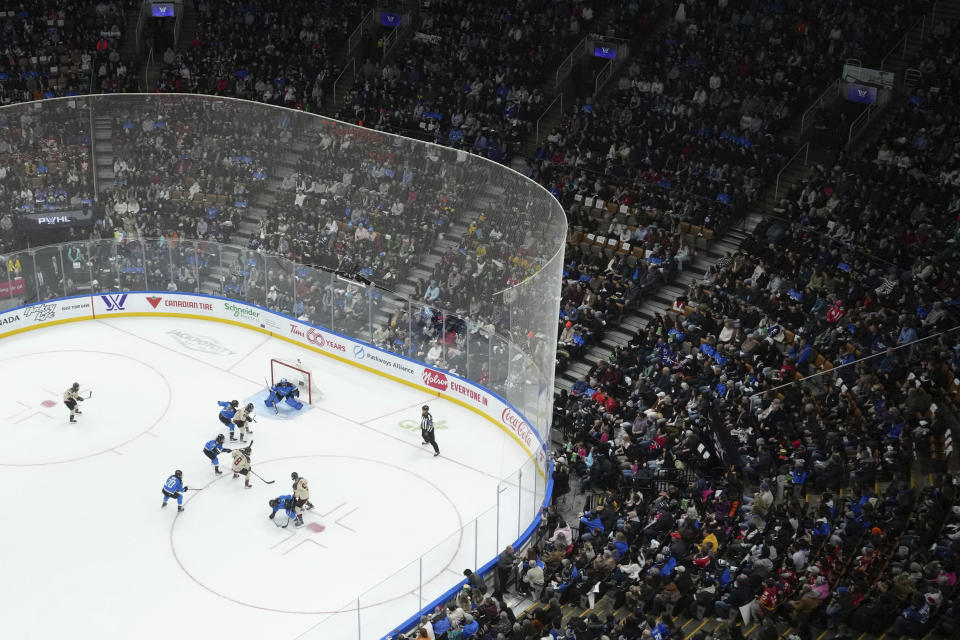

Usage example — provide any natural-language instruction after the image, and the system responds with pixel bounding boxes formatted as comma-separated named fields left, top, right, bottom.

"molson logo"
left=501, top=407, right=533, bottom=447
left=422, top=368, right=448, bottom=391
left=224, top=302, right=260, bottom=321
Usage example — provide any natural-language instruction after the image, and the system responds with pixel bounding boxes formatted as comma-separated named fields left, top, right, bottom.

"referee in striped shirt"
left=420, top=405, right=440, bottom=456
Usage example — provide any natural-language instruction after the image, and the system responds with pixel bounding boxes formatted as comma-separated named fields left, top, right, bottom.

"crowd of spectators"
left=0, top=99, right=95, bottom=255
left=0, top=1, right=137, bottom=103
left=526, top=0, right=929, bottom=237
left=153, top=0, right=369, bottom=111
left=333, top=0, right=593, bottom=159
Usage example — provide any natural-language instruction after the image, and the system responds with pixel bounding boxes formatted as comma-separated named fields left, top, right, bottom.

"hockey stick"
left=250, top=469, right=275, bottom=484
left=85, top=390, right=93, bottom=399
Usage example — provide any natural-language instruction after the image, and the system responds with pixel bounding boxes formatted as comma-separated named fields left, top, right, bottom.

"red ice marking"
left=41, top=400, right=57, bottom=407
left=306, top=522, right=325, bottom=533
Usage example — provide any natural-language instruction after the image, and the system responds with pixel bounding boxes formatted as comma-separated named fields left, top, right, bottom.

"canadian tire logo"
left=146, top=296, right=162, bottom=308
left=501, top=407, right=533, bottom=446
left=422, top=368, right=448, bottom=391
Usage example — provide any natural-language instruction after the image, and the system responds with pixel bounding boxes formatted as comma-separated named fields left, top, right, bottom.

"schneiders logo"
left=167, top=330, right=235, bottom=356
left=224, top=302, right=260, bottom=320
left=422, top=368, right=448, bottom=391
left=24, top=303, right=56, bottom=322
left=0, top=314, right=20, bottom=326
left=501, top=407, right=533, bottom=447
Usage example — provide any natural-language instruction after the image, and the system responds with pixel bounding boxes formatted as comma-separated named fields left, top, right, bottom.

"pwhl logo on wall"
left=167, top=330, right=235, bottom=356
left=422, top=368, right=448, bottom=391
left=501, top=407, right=533, bottom=447
left=101, top=294, right=128, bottom=311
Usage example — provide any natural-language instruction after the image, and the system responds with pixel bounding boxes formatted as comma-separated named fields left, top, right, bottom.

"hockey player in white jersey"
left=231, top=445, right=253, bottom=488
left=290, top=471, right=315, bottom=527
left=63, top=382, right=84, bottom=423
left=233, top=403, right=255, bottom=442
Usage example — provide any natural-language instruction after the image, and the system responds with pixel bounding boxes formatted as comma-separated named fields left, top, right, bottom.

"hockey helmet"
left=174, top=470, right=183, bottom=479
left=245, top=403, right=254, bottom=412
left=268, top=498, right=278, bottom=508
left=72, top=382, right=80, bottom=391
left=291, top=472, right=299, bottom=481
left=216, top=434, right=225, bottom=443
left=422, top=405, right=430, bottom=411
left=230, top=400, right=239, bottom=408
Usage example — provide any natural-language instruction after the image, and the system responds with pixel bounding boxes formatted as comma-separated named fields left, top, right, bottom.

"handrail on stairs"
left=134, top=2, right=147, bottom=55
left=347, top=10, right=374, bottom=55
left=554, top=38, right=586, bottom=89
left=173, top=3, right=184, bottom=50
left=846, top=89, right=892, bottom=149
left=535, top=93, right=563, bottom=146
left=880, top=2, right=937, bottom=72
left=332, top=58, right=356, bottom=108
left=799, top=79, right=840, bottom=138
left=773, top=142, right=809, bottom=203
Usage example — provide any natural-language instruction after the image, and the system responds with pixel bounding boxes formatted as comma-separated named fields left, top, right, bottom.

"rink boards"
left=0, top=292, right=548, bottom=477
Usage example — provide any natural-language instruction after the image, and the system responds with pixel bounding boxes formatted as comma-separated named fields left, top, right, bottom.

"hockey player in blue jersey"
left=218, top=400, right=240, bottom=440
left=161, top=470, right=188, bottom=512
left=203, top=434, right=232, bottom=475
left=268, top=495, right=300, bottom=527
left=264, top=379, right=303, bottom=411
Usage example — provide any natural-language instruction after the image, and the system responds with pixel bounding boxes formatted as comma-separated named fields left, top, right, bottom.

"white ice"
left=0, top=317, right=536, bottom=639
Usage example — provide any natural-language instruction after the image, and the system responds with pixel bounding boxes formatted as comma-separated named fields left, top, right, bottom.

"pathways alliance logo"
left=353, top=345, right=366, bottom=360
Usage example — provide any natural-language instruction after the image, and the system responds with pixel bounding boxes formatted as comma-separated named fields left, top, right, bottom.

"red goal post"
left=270, top=358, right=315, bottom=404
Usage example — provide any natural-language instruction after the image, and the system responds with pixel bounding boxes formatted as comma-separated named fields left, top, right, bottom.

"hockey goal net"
left=270, top=358, right=318, bottom=404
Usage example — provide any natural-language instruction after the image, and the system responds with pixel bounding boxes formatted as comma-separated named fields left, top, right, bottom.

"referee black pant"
left=421, top=429, right=439, bottom=454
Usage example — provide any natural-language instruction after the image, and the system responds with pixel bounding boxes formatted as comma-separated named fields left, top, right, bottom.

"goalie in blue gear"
left=268, top=495, right=300, bottom=527
left=161, top=470, right=188, bottom=512
left=265, top=378, right=303, bottom=411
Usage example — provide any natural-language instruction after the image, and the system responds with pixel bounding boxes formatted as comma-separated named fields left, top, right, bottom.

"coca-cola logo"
left=422, top=368, right=448, bottom=391
left=501, top=407, right=533, bottom=446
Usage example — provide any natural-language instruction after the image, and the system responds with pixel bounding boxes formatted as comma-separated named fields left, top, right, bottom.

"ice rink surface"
left=0, top=317, right=533, bottom=639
